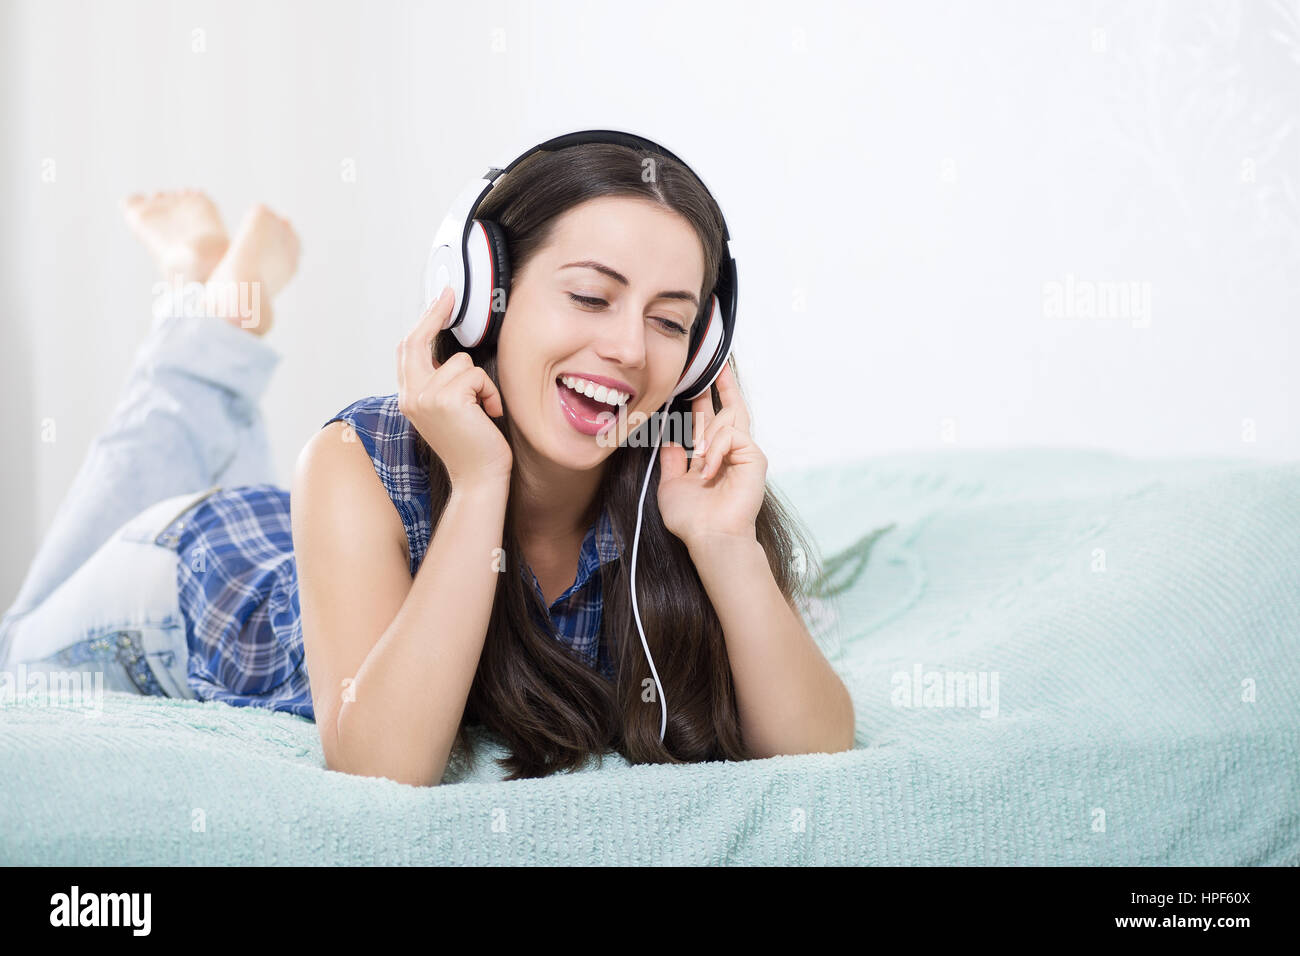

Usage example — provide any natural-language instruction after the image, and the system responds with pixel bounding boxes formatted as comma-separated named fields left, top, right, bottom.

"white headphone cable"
left=629, top=402, right=671, bottom=744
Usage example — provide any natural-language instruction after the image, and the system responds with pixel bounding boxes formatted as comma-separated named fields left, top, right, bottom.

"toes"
left=241, top=203, right=271, bottom=227
left=121, top=194, right=152, bottom=222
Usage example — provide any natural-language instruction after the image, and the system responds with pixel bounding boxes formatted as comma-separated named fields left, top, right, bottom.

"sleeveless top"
left=172, top=393, right=623, bottom=721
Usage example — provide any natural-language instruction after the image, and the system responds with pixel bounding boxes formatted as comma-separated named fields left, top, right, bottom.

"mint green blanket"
left=3, top=449, right=1297, bottom=864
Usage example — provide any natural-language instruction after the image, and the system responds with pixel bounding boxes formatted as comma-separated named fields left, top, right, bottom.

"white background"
left=2, top=0, right=1297, bottom=605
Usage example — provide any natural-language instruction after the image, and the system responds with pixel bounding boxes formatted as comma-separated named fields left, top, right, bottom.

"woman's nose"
left=596, top=307, right=647, bottom=368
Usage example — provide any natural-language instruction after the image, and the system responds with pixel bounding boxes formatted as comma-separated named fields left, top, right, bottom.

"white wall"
left=3, top=0, right=1297, bottom=605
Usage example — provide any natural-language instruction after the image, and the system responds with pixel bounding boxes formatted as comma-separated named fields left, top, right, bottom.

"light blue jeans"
left=0, top=299, right=282, bottom=701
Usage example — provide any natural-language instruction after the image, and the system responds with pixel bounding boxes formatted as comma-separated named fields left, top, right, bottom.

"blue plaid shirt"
left=172, top=393, right=624, bottom=721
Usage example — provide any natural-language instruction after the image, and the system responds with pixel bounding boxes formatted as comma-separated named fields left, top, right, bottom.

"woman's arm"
left=292, top=421, right=509, bottom=787
left=658, top=363, right=853, bottom=759
left=688, top=533, right=856, bottom=760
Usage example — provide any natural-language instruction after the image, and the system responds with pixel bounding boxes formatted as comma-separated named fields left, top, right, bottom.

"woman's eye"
left=567, top=293, right=689, bottom=337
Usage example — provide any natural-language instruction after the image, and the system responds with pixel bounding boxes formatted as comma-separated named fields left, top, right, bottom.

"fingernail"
left=696, top=438, right=709, bottom=455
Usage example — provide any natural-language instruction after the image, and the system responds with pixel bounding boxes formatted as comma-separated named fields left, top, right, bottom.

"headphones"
left=422, top=128, right=740, bottom=744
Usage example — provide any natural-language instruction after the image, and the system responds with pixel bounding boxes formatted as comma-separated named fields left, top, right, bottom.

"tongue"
left=561, top=382, right=612, bottom=420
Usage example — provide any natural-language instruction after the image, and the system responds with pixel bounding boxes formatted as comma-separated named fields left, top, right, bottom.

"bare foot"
left=122, top=189, right=229, bottom=283
left=203, top=203, right=301, bottom=336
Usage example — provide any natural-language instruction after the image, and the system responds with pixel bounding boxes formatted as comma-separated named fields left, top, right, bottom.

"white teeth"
left=560, top=375, right=629, bottom=406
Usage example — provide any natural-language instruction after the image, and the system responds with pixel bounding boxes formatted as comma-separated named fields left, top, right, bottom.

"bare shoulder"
left=293, top=420, right=408, bottom=566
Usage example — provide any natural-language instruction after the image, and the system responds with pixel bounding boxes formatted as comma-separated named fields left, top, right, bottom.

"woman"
left=1, top=144, right=854, bottom=786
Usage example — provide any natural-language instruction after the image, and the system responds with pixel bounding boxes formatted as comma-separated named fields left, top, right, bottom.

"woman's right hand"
left=397, top=287, right=513, bottom=489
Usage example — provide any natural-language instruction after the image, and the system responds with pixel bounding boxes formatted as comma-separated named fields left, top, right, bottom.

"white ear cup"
left=423, top=245, right=460, bottom=321
left=672, top=294, right=726, bottom=400
left=423, top=247, right=457, bottom=317
left=423, top=221, right=501, bottom=349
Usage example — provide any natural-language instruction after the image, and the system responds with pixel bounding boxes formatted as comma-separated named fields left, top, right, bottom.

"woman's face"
left=496, top=195, right=705, bottom=470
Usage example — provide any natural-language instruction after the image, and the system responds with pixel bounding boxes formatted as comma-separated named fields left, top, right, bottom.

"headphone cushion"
left=478, top=219, right=512, bottom=346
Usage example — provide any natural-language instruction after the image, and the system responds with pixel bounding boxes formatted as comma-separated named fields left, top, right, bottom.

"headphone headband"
left=424, top=127, right=738, bottom=403
left=499, top=130, right=732, bottom=242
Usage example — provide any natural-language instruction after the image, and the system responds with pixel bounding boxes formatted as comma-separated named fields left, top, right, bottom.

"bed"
left=2, top=447, right=1296, bottom=865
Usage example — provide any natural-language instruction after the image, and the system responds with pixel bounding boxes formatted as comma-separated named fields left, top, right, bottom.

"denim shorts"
left=0, top=486, right=223, bottom=700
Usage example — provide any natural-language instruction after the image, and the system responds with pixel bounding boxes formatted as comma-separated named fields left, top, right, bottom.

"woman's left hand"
left=657, top=361, right=767, bottom=549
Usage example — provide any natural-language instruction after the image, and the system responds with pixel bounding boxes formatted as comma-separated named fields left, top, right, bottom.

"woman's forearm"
left=687, top=533, right=856, bottom=759
left=335, top=480, right=510, bottom=786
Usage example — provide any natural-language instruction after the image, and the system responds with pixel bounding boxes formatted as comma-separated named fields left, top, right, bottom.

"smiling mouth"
left=555, top=376, right=628, bottom=437
left=555, top=375, right=633, bottom=411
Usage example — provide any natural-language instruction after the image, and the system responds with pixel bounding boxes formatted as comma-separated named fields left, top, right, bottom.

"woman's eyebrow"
left=559, top=260, right=699, bottom=309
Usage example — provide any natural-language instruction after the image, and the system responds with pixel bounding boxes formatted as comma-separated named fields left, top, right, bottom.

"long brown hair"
left=418, top=142, right=825, bottom=780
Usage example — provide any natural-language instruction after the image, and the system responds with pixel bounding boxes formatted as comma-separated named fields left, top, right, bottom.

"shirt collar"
left=593, top=503, right=623, bottom=565
left=521, top=503, right=624, bottom=609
